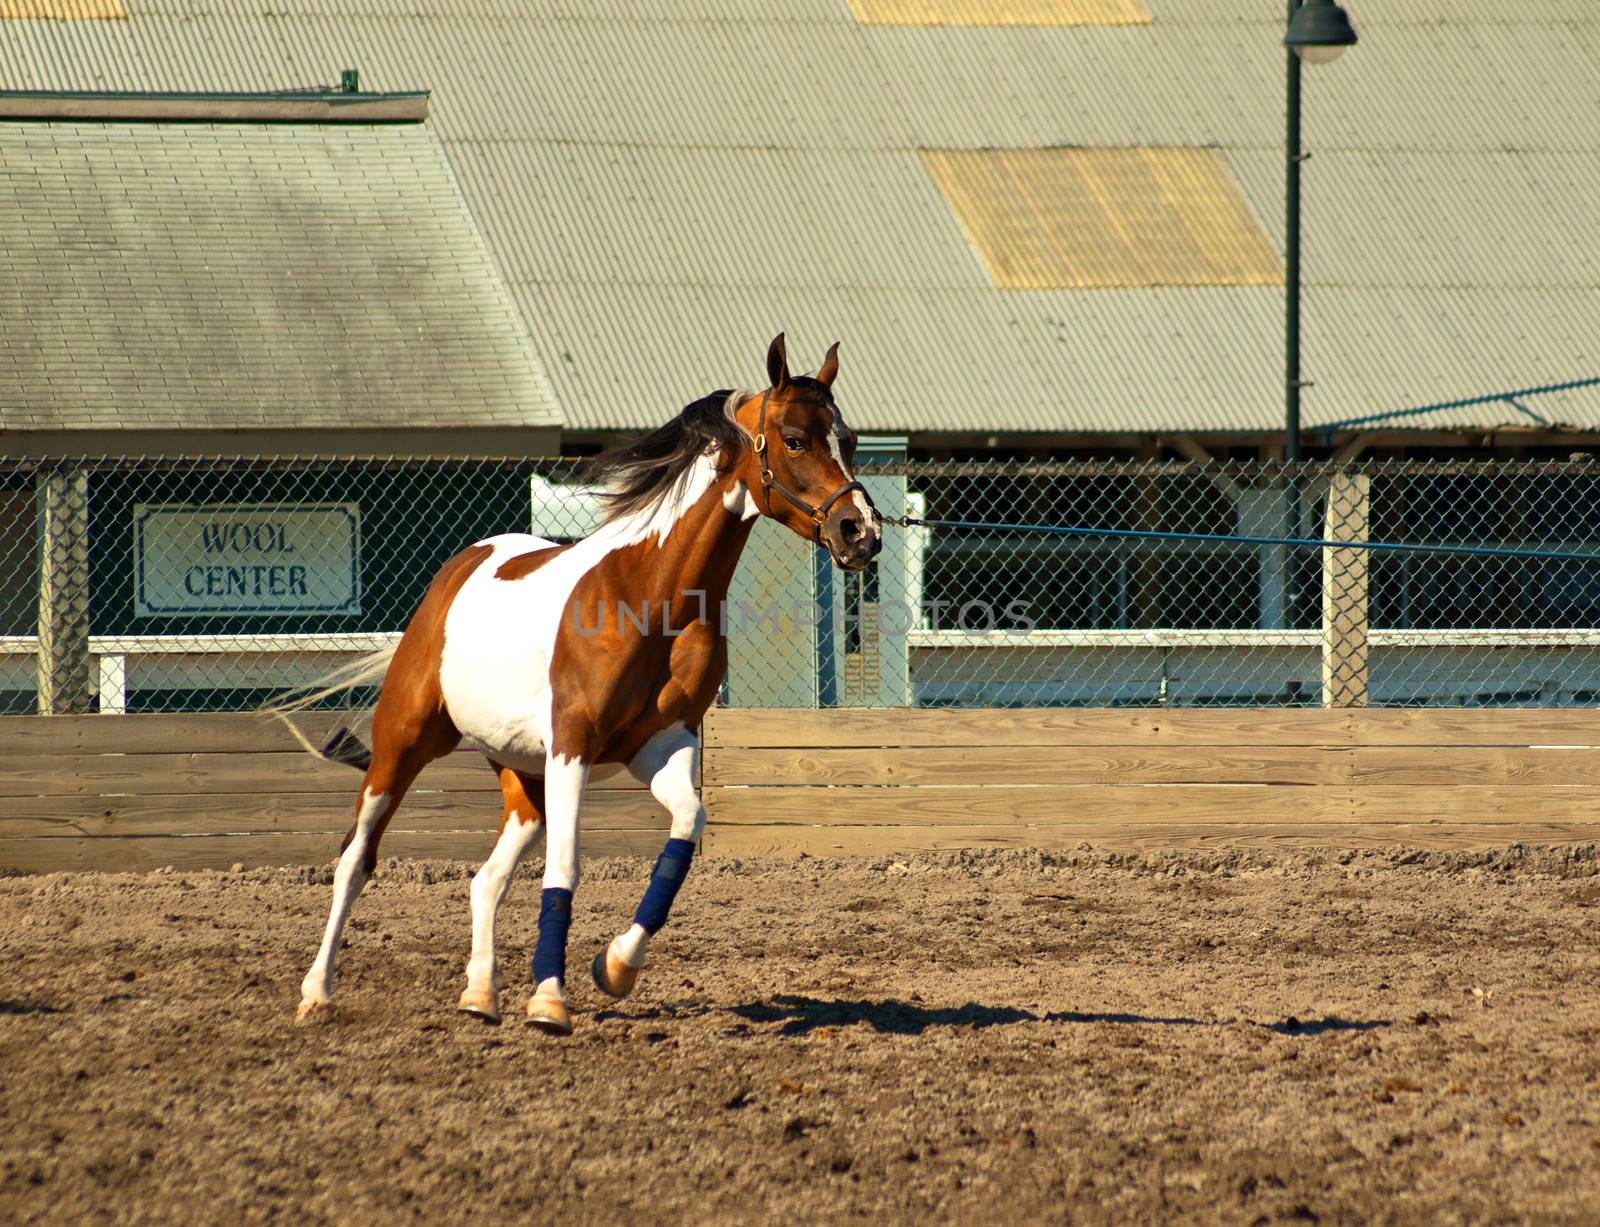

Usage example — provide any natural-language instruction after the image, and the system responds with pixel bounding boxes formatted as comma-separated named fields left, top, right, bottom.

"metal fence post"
left=36, top=466, right=94, bottom=715
left=1321, top=471, right=1370, bottom=707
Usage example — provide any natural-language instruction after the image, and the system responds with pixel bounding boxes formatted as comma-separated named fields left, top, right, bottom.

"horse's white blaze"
left=826, top=421, right=848, bottom=473
left=827, top=411, right=875, bottom=525
left=465, top=810, right=543, bottom=995
left=300, top=787, right=388, bottom=1006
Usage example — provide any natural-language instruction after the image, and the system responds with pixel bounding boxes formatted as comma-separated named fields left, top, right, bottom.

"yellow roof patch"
left=921, top=147, right=1284, bottom=290
left=0, top=0, right=127, bottom=17
left=846, top=0, right=1148, bottom=26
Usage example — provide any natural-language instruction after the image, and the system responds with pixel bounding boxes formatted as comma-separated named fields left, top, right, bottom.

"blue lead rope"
left=887, top=517, right=1600, bottom=566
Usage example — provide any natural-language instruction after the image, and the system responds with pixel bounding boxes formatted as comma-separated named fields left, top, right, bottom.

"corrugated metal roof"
left=846, top=0, right=1149, bottom=26
left=1, top=0, right=124, bottom=16
left=515, top=281, right=1287, bottom=435
left=0, top=118, right=558, bottom=431
left=2, top=0, right=1597, bottom=436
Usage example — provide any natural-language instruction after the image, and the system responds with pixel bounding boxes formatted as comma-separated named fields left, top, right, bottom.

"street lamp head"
left=1285, top=0, right=1358, bottom=64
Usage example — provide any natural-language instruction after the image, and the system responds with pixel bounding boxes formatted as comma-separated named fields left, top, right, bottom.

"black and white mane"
left=583, top=389, right=750, bottom=523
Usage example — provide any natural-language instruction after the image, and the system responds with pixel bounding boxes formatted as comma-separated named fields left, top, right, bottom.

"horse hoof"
left=458, top=987, right=502, bottom=1024
left=592, top=946, right=640, bottom=999
left=525, top=993, right=573, bottom=1036
left=295, top=999, right=335, bottom=1025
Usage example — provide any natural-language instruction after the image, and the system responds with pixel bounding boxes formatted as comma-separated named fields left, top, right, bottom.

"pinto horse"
left=292, top=335, right=881, bottom=1032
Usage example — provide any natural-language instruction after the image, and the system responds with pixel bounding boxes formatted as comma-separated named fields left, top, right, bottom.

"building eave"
left=0, top=89, right=429, bottom=124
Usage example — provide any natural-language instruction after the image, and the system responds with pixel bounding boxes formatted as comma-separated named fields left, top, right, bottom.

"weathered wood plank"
left=1348, top=747, right=1600, bottom=786
left=13, top=708, right=1600, bottom=755
left=705, top=784, right=1600, bottom=826
left=706, top=784, right=1355, bottom=825
left=0, top=751, right=472, bottom=797
left=0, top=828, right=666, bottom=874
left=0, top=788, right=666, bottom=837
left=8, top=711, right=1599, bottom=872
left=705, top=746, right=1600, bottom=787
left=0, top=751, right=648, bottom=798
left=704, top=821, right=1600, bottom=859
left=706, top=746, right=1342, bottom=786
left=1346, top=786, right=1600, bottom=822
left=0, top=713, right=680, bottom=767
left=704, top=707, right=1600, bottom=749
left=0, top=712, right=362, bottom=755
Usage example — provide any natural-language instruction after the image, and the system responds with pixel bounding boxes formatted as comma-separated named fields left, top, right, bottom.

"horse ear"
left=816, top=341, right=840, bottom=388
left=766, top=332, right=789, bottom=390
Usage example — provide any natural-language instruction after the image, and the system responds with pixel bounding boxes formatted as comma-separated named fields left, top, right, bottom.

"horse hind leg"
left=594, top=726, right=702, bottom=1000
left=458, top=765, right=545, bottom=1024
left=295, top=715, right=455, bottom=1023
left=295, top=783, right=401, bottom=1022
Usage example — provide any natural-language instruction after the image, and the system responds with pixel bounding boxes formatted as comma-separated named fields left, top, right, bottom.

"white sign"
left=134, top=503, right=361, bottom=616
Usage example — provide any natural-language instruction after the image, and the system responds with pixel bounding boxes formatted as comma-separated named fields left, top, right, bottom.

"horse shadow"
left=1265, top=1015, right=1390, bottom=1037
left=0, top=999, right=66, bottom=1016
left=598, top=995, right=1389, bottom=1039
left=726, top=995, right=1209, bottom=1037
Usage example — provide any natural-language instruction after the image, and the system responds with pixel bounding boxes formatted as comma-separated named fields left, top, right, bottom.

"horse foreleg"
left=459, top=765, right=545, bottom=1024
left=594, top=725, right=702, bottom=1000
left=525, top=753, right=589, bottom=1035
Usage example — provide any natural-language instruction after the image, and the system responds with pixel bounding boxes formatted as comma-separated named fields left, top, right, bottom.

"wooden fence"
left=700, top=707, right=1600, bottom=856
left=0, top=713, right=663, bottom=873
left=3, top=708, right=1600, bottom=871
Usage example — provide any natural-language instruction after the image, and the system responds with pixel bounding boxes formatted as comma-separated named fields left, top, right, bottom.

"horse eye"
left=783, top=436, right=805, bottom=453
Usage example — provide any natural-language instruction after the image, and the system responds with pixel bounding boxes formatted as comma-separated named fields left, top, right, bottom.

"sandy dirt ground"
left=3, top=845, right=1600, bottom=1225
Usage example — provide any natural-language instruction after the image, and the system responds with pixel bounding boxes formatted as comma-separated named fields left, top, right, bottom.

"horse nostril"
left=840, top=517, right=862, bottom=542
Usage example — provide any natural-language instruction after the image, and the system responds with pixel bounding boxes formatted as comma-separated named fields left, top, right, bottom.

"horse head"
left=736, top=333, right=883, bottom=572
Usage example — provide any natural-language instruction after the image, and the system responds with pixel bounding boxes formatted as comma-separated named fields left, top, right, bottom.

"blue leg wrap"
left=532, top=887, right=573, bottom=986
left=633, top=837, right=696, bottom=935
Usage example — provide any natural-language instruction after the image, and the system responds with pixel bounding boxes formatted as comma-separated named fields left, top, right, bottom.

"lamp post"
left=1283, top=0, right=1357, bottom=461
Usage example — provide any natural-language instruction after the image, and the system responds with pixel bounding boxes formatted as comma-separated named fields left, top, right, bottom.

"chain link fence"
left=879, top=459, right=1600, bottom=709
left=7, top=456, right=1600, bottom=714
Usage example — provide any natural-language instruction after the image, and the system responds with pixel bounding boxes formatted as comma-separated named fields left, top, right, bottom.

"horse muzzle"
left=823, top=499, right=883, bottom=572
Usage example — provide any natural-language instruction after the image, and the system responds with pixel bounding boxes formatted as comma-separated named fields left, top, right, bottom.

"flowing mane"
left=583, top=389, right=751, bottom=524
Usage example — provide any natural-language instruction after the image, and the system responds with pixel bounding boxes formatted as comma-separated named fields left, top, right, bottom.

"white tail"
left=258, top=645, right=397, bottom=765
left=262, top=646, right=396, bottom=716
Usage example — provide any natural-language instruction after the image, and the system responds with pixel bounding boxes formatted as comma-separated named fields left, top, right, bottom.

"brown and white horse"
left=293, top=335, right=881, bottom=1033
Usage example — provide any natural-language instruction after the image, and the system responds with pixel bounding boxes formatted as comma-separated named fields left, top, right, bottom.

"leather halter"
left=750, top=387, right=870, bottom=545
